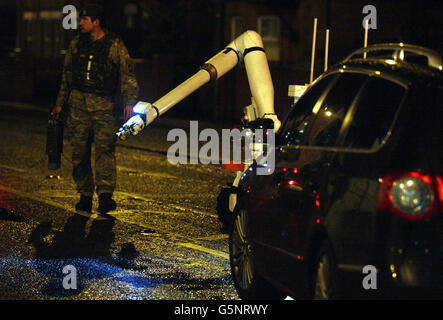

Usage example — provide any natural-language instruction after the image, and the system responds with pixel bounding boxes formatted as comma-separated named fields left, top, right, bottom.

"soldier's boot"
left=97, top=193, right=116, bottom=214
left=75, top=195, right=93, bottom=213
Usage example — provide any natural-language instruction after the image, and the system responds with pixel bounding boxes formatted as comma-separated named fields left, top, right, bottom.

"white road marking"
left=0, top=163, right=228, bottom=261
left=0, top=164, right=26, bottom=173
left=177, top=242, right=229, bottom=260
left=115, top=191, right=218, bottom=218
left=196, top=234, right=229, bottom=241
left=117, top=166, right=177, bottom=179
left=0, top=184, right=106, bottom=220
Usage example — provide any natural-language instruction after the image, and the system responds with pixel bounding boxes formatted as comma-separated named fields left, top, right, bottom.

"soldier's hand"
left=51, top=106, right=62, bottom=118
left=124, top=105, right=133, bottom=121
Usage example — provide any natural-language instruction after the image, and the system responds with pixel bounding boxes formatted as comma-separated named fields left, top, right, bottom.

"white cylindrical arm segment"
left=117, top=30, right=281, bottom=139
left=228, top=30, right=279, bottom=131
left=154, top=48, right=239, bottom=116
left=151, top=30, right=278, bottom=125
left=154, top=70, right=211, bottom=116
left=204, top=49, right=239, bottom=80
left=244, top=51, right=274, bottom=116
left=227, top=30, right=263, bottom=55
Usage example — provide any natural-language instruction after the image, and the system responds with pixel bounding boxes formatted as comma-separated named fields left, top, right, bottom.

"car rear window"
left=343, top=77, right=406, bottom=149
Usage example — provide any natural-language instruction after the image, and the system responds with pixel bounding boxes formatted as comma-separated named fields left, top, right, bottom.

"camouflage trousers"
left=68, top=89, right=117, bottom=197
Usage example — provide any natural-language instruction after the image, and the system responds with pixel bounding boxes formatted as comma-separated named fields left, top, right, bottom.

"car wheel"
left=229, top=206, right=285, bottom=300
left=312, top=241, right=342, bottom=299
left=216, top=185, right=236, bottom=229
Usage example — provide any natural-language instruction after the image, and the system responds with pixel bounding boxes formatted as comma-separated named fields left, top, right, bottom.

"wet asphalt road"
left=0, top=102, right=239, bottom=300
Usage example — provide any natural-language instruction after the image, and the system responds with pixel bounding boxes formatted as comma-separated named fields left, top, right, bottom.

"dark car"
left=229, top=43, right=442, bottom=300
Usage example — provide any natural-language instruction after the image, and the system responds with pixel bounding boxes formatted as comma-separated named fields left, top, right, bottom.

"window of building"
left=257, top=16, right=280, bottom=61
left=231, top=16, right=245, bottom=40
left=125, top=3, right=138, bottom=29
left=23, top=11, right=36, bottom=50
left=40, top=10, right=63, bottom=58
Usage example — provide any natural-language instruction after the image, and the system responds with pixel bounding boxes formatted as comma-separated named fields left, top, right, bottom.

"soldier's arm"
left=55, top=38, right=76, bottom=110
left=113, top=38, right=139, bottom=110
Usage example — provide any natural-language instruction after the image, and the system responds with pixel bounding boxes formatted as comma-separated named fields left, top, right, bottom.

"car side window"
left=280, top=75, right=335, bottom=145
left=343, top=77, right=406, bottom=149
left=305, top=73, right=368, bottom=147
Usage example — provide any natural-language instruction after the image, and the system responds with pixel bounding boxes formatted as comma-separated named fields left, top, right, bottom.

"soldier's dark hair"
left=80, top=4, right=106, bottom=26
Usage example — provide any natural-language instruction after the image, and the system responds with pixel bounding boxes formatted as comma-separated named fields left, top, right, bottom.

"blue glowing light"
left=132, top=104, right=145, bottom=115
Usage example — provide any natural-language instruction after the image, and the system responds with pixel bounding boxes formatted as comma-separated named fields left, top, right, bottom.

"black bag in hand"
left=46, top=114, right=64, bottom=170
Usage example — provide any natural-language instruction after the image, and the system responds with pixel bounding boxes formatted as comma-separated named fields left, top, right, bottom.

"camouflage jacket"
left=56, top=31, right=139, bottom=109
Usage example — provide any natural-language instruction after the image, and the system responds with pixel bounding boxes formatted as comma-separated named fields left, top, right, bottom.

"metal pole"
left=310, top=18, right=317, bottom=83
left=363, top=19, right=369, bottom=58
left=324, top=29, right=329, bottom=71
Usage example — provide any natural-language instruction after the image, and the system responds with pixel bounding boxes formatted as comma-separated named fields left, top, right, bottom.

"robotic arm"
left=116, top=30, right=281, bottom=140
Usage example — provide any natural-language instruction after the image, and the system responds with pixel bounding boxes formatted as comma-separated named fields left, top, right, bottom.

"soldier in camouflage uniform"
left=53, top=4, right=139, bottom=215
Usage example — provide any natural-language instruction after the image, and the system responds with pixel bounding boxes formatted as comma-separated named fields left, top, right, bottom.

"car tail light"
left=377, top=171, right=441, bottom=221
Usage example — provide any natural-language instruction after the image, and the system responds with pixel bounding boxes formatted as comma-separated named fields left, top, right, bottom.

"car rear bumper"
left=336, top=241, right=443, bottom=299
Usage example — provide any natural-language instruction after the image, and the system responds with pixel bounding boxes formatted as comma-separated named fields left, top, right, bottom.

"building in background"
left=4, top=0, right=176, bottom=110
left=222, top=0, right=442, bottom=121
left=2, top=0, right=442, bottom=123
